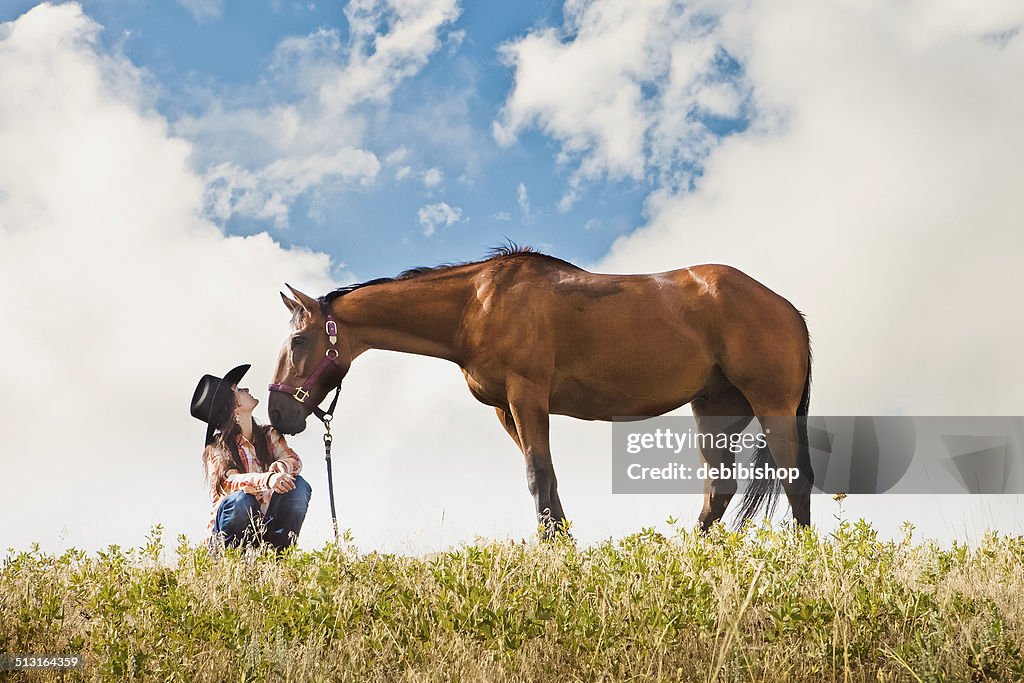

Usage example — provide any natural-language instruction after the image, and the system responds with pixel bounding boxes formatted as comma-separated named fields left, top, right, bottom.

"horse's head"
left=268, top=285, right=351, bottom=434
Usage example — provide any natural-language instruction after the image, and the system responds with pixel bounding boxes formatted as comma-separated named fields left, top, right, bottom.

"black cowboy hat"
left=190, top=364, right=250, bottom=446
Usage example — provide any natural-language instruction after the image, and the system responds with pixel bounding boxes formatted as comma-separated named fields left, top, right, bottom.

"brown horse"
left=268, top=246, right=812, bottom=536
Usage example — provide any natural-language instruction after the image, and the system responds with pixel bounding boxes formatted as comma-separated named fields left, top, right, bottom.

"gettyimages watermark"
left=612, top=416, right=1024, bottom=494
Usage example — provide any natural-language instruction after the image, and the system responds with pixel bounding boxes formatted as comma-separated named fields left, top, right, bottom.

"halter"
left=268, top=302, right=344, bottom=422
left=268, top=299, right=344, bottom=544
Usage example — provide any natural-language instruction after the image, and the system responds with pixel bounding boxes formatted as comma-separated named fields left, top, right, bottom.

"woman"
left=190, top=364, right=312, bottom=550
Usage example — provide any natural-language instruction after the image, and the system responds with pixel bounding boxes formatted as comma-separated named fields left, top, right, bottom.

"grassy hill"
left=2, top=520, right=1022, bottom=681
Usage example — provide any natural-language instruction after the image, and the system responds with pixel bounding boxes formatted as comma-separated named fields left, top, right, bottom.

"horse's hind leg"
left=691, top=387, right=754, bottom=531
left=736, top=389, right=811, bottom=526
left=756, top=412, right=811, bottom=526
left=719, top=331, right=812, bottom=526
left=729, top=382, right=811, bottom=524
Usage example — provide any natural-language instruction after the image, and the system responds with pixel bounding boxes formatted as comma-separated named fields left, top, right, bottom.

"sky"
left=1, top=0, right=1023, bottom=557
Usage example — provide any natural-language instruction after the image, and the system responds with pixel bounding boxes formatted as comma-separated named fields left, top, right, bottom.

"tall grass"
left=2, top=519, right=1022, bottom=682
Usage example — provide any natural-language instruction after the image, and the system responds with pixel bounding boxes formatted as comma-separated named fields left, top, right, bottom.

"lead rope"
left=322, top=413, right=340, bottom=545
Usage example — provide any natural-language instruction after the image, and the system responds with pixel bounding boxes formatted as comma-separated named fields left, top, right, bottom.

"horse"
left=268, top=245, right=813, bottom=537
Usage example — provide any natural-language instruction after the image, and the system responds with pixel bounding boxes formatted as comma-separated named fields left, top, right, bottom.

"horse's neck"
left=333, top=276, right=471, bottom=363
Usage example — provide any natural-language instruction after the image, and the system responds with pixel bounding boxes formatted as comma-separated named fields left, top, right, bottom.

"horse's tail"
left=796, top=349, right=813, bottom=486
left=735, top=338, right=813, bottom=526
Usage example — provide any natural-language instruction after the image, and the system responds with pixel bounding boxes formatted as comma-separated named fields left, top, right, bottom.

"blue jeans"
left=212, top=475, right=312, bottom=550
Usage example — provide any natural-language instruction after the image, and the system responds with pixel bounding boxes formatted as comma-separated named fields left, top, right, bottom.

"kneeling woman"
left=191, top=364, right=312, bottom=550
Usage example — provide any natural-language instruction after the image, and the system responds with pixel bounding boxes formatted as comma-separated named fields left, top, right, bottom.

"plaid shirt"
left=206, top=427, right=302, bottom=534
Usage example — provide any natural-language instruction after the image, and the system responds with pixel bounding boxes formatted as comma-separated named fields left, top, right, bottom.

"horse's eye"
left=291, top=336, right=307, bottom=349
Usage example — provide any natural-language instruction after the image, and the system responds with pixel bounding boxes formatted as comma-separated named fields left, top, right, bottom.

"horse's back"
left=464, top=258, right=714, bottom=416
left=460, top=256, right=808, bottom=418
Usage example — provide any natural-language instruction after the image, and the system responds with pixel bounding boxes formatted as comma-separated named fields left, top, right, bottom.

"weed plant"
left=2, top=519, right=1022, bottom=681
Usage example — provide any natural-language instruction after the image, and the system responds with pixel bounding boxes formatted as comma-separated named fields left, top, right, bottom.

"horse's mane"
left=320, top=242, right=568, bottom=304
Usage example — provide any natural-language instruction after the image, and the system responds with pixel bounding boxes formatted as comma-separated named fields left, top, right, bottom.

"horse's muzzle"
left=268, top=393, right=309, bottom=435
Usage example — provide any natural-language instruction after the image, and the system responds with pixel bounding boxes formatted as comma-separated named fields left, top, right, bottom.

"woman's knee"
left=216, top=492, right=260, bottom=532
left=221, top=490, right=259, bottom=511
left=270, top=476, right=311, bottom=516
left=277, top=475, right=312, bottom=503
left=293, top=475, right=312, bottom=499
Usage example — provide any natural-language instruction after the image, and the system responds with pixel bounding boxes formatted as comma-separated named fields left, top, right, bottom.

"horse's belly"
left=549, top=370, right=706, bottom=420
left=547, top=325, right=715, bottom=419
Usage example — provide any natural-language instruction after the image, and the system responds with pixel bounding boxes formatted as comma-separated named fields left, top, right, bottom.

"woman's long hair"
left=202, top=400, right=276, bottom=498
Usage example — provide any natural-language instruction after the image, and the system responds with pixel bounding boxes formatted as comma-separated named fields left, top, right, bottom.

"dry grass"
left=2, top=520, right=1022, bottom=682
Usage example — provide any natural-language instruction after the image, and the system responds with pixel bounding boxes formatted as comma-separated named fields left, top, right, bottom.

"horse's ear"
left=285, top=284, right=320, bottom=314
left=281, top=291, right=302, bottom=315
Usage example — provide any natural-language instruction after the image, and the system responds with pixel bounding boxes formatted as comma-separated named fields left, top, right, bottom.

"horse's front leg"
left=504, top=381, right=567, bottom=540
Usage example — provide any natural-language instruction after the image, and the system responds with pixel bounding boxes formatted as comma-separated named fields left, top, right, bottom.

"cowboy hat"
left=190, top=364, right=250, bottom=446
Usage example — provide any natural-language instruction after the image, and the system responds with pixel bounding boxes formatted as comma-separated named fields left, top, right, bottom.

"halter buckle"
left=293, top=387, right=310, bottom=402
left=326, top=348, right=339, bottom=359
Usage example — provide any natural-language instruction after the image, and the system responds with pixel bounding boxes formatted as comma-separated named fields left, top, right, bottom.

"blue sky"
left=2, top=1, right=1023, bottom=554
left=0, top=0, right=697, bottom=277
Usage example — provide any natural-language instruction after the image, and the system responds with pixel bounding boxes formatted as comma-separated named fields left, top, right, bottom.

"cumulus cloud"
left=174, top=0, right=461, bottom=226
left=0, top=3, right=544, bottom=557
left=418, top=201, right=463, bottom=236
left=0, top=3, right=725, bottom=558
left=7, top=1, right=1022, bottom=557
left=495, top=0, right=1024, bottom=416
left=494, top=0, right=749, bottom=204
left=493, top=0, right=1024, bottom=537
left=338, top=0, right=462, bottom=107
left=0, top=3, right=337, bottom=552
left=385, top=146, right=409, bottom=165
left=204, top=149, right=381, bottom=228
left=598, top=0, right=1024, bottom=417
left=422, top=167, right=444, bottom=188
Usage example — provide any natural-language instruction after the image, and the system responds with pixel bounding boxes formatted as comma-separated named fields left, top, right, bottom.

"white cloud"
left=0, top=3, right=337, bottom=552
left=517, top=181, right=531, bottom=221
left=1, top=3, right=537, bottom=558
left=489, top=0, right=1024, bottom=540
left=204, top=149, right=381, bottom=228
left=492, top=211, right=512, bottom=221
left=493, top=0, right=1024, bottom=418
left=174, top=0, right=461, bottom=226
left=385, top=146, right=409, bottom=165
left=177, top=0, right=224, bottom=22
left=418, top=201, right=462, bottom=235
left=446, top=28, right=466, bottom=53
left=6, top=1, right=1023, bottom=560
left=422, top=166, right=443, bottom=188
left=337, top=0, right=462, bottom=108
left=595, top=0, right=1024, bottom=418
left=494, top=0, right=747, bottom=195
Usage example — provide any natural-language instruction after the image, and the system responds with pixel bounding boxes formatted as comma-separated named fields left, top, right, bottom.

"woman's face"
left=232, top=385, right=259, bottom=412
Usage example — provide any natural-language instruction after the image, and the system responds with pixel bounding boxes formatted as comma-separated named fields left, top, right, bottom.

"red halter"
left=268, top=305, right=344, bottom=422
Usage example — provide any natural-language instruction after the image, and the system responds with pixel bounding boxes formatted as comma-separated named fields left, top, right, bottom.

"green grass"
left=2, top=519, right=1023, bottom=682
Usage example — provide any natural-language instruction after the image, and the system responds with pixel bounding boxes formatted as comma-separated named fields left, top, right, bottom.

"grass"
left=2, top=518, right=1023, bottom=682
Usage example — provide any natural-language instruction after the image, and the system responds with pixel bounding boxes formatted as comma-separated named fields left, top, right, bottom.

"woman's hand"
left=269, top=472, right=296, bottom=493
